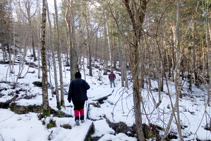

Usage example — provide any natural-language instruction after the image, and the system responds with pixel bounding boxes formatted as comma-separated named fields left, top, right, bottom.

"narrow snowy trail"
left=50, top=120, right=93, bottom=141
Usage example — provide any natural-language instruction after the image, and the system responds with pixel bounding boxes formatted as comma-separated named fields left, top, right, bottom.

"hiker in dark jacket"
left=109, top=71, right=116, bottom=88
left=67, top=72, right=90, bottom=125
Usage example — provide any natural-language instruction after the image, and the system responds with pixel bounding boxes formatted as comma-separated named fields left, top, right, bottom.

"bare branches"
left=16, top=0, right=38, bottom=21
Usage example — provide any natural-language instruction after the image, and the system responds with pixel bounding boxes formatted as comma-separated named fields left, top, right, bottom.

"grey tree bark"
left=174, top=0, right=183, bottom=140
left=84, top=2, right=93, bottom=76
left=103, top=20, right=108, bottom=75
left=105, top=11, right=113, bottom=71
left=36, top=0, right=41, bottom=79
left=122, top=0, right=147, bottom=140
left=54, top=0, right=65, bottom=107
left=46, top=0, right=60, bottom=110
left=205, top=1, right=211, bottom=106
left=118, top=1, right=128, bottom=87
left=41, top=0, right=49, bottom=116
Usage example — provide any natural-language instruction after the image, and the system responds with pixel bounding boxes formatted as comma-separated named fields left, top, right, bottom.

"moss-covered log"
left=9, top=104, right=72, bottom=118
left=104, top=115, right=164, bottom=140
left=0, top=95, right=18, bottom=108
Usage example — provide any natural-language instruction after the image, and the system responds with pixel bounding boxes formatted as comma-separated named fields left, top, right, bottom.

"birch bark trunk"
left=41, top=0, right=49, bottom=116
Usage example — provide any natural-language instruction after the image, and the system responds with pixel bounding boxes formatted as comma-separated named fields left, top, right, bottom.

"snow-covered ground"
left=0, top=51, right=211, bottom=141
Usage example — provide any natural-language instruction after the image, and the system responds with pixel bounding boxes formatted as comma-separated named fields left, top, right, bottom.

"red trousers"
left=73, top=100, right=85, bottom=121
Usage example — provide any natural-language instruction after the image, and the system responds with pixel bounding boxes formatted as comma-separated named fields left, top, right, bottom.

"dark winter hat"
left=75, top=72, right=81, bottom=78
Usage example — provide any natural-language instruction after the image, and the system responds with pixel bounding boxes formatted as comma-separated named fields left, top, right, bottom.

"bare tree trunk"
left=64, top=1, right=72, bottom=79
left=118, top=9, right=124, bottom=87
left=161, top=100, right=177, bottom=140
left=88, top=42, right=92, bottom=76
left=7, top=22, right=14, bottom=74
left=54, top=0, right=65, bottom=107
left=160, top=39, right=164, bottom=92
left=9, top=3, right=14, bottom=75
left=46, top=0, right=60, bottom=110
left=192, top=22, right=197, bottom=85
left=118, top=3, right=128, bottom=87
left=84, top=3, right=92, bottom=76
left=103, top=22, right=108, bottom=75
left=106, top=11, right=112, bottom=71
left=11, top=23, right=16, bottom=73
left=71, top=0, right=78, bottom=78
left=36, top=0, right=41, bottom=79
left=132, top=48, right=145, bottom=140
left=174, top=0, right=183, bottom=140
left=26, top=0, right=37, bottom=61
left=139, top=40, right=145, bottom=89
left=201, top=34, right=205, bottom=77
left=205, top=5, right=211, bottom=106
left=17, top=0, right=38, bottom=61
left=171, top=26, right=175, bottom=82
left=11, top=24, right=30, bottom=87
left=41, top=0, right=49, bottom=116
left=124, top=53, right=128, bottom=88
left=122, top=0, right=147, bottom=140
left=64, top=0, right=78, bottom=80
left=29, top=19, right=37, bottom=61
left=156, top=37, right=164, bottom=104
left=119, top=36, right=125, bottom=87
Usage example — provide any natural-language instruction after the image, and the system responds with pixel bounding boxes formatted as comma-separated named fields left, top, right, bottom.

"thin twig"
left=0, top=133, right=4, bottom=141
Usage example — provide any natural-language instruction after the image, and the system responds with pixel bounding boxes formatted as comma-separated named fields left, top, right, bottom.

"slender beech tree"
left=205, top=0, right=211, bottom=105
left=118, top=6, right=128, bottom=87
left=174, top=0, right=183, bottom=140
left=84, top=1, right=93, bottom=76
left=46, top=0, right=60, bottom=110
left=103, top=20, right=108, bottom=75
left=54, top=0, right=65, bottom=107
left=64, top=0, right=78, bottom=81
left=105, top=10, right=112, bottom=71
left=70, top=0, right=78, bottom=78
left=36, top=0, right=41, bottom=79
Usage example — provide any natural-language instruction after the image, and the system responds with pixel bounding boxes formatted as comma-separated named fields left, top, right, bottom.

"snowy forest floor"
left=0, top=52, right=211, bottom=141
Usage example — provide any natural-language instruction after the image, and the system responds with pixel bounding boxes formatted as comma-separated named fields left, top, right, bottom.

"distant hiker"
left=109, top=71, right=116, bottom=88
left=67, top=72, right=90, bottom=126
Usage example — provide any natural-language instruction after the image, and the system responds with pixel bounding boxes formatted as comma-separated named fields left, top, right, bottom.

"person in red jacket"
left=108, top=71, right=116, bottom=88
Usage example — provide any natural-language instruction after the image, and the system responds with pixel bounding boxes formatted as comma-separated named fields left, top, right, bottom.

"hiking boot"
left=81, top=120, right=85, bottom=123
left=75, top=120, right=80, bottom=126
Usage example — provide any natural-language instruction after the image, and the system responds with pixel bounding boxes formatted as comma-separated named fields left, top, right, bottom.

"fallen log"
left=92, top=94, right=112, bottom=104
left=85, top=122, right=95, bottom=140
left=0, top=95, right=18, bottom=108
